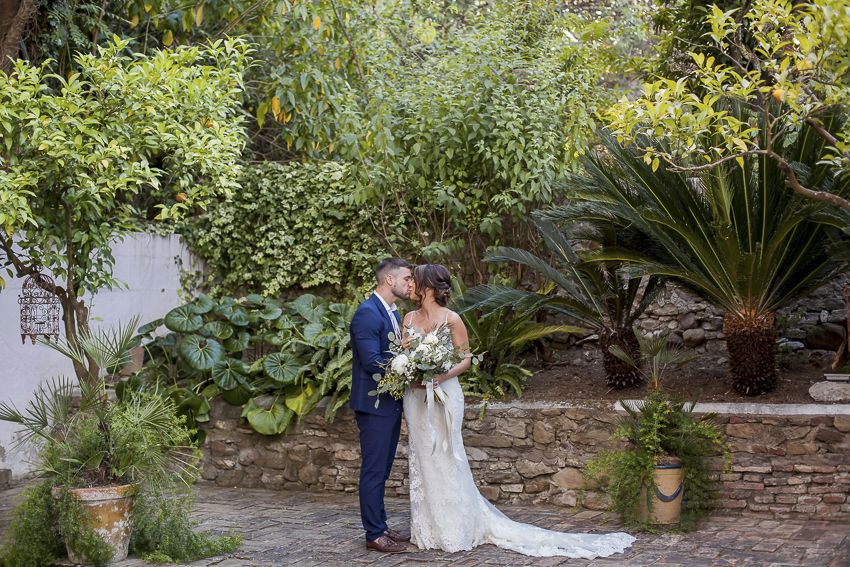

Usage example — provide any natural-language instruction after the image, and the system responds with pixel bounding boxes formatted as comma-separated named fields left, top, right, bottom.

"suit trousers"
left=354, top=408, right=403, bottom=541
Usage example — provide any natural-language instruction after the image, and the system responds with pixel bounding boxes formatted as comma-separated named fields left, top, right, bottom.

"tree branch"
left=766, top=148, right=850, bottom=213
left=668, top=149, right=765, bottom=172
left=329, top=0, right=363, bottom=79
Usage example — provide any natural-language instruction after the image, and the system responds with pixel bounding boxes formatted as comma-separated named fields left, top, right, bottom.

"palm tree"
left=543, top=118, right=850, bottom=395
left=462, top=217, right=666, bottom=389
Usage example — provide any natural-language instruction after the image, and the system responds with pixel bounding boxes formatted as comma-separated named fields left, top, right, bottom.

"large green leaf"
left=137, top=318, right=164, bottom=335
left=192, top=294, right=216, bottom=314
left=211, top=357, right=249, bottom=390
left=178, top=335, right=225, bottom=371
left=222, top=382, right=253, bottom=405
left=164, top=305, right=203, bottom=333
left=226, top=307, right=251, bottom=326
left=247, top=402, right=293, bottom=435
left=285, top=380, right=320, bottom=415
left=205, top=321, right=234, bottom=339
left=290, top=294, right=329, bottom=324
left=223, top=331, right=250, bottom=352
left=263, top=352, right=302, bottom=385
left=258, top=305, right=283, bottom=320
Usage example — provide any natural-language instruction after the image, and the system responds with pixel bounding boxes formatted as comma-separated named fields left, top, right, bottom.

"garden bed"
left=518, top=353, right=836, bottom=406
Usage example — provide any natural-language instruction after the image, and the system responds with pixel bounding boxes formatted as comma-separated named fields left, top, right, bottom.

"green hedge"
left=186, top=162, right=399, bottom=297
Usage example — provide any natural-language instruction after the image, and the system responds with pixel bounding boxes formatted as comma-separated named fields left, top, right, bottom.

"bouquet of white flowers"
left=370, top=324, right=480, bottom=408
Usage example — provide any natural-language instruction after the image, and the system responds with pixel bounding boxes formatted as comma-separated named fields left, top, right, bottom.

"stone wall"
left=200, top=398, right=850, bottom=521
left=545, top=276, right=850, bottom=370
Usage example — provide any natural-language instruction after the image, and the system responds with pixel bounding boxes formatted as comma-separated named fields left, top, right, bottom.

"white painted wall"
left=0, top=232, right=193, bottom=480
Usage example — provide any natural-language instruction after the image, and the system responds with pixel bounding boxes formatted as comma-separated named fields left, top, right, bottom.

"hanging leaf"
left=192, top=294, right=216, bottom=314
left=247, top=402, right=293, bottom=435
left=263, top=352, right=302, bottom=384
left=240, top=397, right=259, bottom=419
left=163, top=30, right=174, bottom=46
left=200, top=383, right=221, bottom=398
left=195, top=5, right=204, bottom=25
left=211, top=357, right=249, bottom=390
left=225, top=307, right=251, bottom=326
left=258, top=305, right=283, bottom=320
left=178, top=334, right=225, bottom=371
left=221, top=382, right=253, bottom=405
left=137, top=318, right=164, bottom=335
left=245, top=294, right=267, bottom=305
left=205, top=321, right=234, bottom=339
left=289, top=294, right=328, bottom=324
left=164, top=305, right=203, bottom=333
left=313, top=16, right=321, bottom=30
left=223, top=331, right=250, bottom=352
left=285, top=380, right=319, bottom=414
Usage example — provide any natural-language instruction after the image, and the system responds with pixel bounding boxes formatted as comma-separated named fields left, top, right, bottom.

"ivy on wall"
left=185, top=162, right=404, bottom=298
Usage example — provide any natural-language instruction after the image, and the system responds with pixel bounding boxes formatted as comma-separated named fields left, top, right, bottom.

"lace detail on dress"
left=403, top=379, right=636, bottom=558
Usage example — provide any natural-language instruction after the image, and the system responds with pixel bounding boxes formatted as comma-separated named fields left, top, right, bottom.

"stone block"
left=515, top=459, right=557, bottom=478
left=570, top=428, right=612, bottom=445
left=495, top=419, right=528, bottom=439
left=683, top=328, right=706, bottom=347
left=532, top=422, right=556, bottom=444
left=501, top=484, right=524, bottom=493
left=787, top=442, right=818, bottom=455
left=525, top=480, right=550, bottom=493
left=834, top=417, right=850, bottom=433
left=555, top=491, right=577, bottom=507
left=484, top=470, right=521, bottom=483
left=726, top=423, right=767, bottom=439
left=215, top=468, right=245, bottom=487
left=298, top=464, right=319, bottom=485
left=465, top=447, right=490, bottom=461
left=552, top=467, right=584, bottom=490
left=0, top=469, right=10, bottom=488
left=466, top=435, right=513, bottom=448
left=478, top=486, right=499, bottom=501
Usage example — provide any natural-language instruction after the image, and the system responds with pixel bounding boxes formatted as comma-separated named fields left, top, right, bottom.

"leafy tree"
left=608, top=0, right=850, bottom=211
left=545, top=128, right=850, bottom=395
left=336, top=1, right=622, bottom=277
left=0, top=38, right=247, bottom=382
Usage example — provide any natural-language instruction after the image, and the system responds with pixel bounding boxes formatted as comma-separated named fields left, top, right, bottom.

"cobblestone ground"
left=1, top=482, right=847, bottom=567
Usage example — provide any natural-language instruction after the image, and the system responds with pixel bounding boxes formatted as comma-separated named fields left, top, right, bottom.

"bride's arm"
left=435, top=312, right=472, bottom=385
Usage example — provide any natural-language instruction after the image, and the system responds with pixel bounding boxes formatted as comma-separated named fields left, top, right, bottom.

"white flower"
left=422, top=333, right=438, bottom=344
left=391, top=354, right=410, bottom=374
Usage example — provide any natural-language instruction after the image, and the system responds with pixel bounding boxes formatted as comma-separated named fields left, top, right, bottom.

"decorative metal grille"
left=18, top=271, right=61, bottom=344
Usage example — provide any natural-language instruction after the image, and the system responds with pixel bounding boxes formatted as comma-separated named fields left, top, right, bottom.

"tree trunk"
left=599, top=326, right=642, bottom=389
left=0, top=0, right=37, bottom=75
left=723, top=312, right=778, bottom=396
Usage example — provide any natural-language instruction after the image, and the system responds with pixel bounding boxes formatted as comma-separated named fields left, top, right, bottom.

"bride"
left=401, top=264, right=636, bottom=559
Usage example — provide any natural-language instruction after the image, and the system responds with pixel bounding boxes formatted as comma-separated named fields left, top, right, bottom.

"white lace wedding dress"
left=403, top=376, right=636, bottom=558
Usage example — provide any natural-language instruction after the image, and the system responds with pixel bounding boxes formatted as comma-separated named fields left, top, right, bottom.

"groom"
left=349, top=257, right=413, bottom=553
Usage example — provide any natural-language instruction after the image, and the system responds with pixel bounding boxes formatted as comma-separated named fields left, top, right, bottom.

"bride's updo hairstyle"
left=413, top=264, right=452, bottom=307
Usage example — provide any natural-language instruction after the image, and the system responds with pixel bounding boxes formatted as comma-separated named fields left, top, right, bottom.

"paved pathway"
left=1, top=482, right=848, bottom=566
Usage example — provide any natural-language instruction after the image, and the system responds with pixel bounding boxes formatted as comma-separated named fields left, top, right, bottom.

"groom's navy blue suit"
left=350, top=293, right=404, bottom=541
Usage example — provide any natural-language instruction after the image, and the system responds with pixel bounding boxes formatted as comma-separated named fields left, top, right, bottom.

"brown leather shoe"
left=366, top=535, right=406, bottom=553
left=384, top=528, right=411, bottom=542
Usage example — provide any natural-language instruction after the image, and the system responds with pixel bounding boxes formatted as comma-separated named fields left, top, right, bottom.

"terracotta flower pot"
left=637, top=465, right=684, bottom=524
left=52, top=484, right=138, bottom=565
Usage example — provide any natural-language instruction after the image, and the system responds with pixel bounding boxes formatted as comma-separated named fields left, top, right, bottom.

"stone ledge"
left=614, top=401, right=850, bottom=416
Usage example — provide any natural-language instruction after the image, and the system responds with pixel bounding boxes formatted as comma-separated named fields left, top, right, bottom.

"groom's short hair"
left=376, top=258, right=412, bottom=285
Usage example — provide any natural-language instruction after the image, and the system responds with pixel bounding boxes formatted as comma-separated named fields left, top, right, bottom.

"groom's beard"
left=392, top=284, right=411, bottom=301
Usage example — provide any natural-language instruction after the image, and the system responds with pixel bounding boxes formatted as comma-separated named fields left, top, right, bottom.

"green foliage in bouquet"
left=132, top=292, right=356, bottom=437
left=369, top=324, right=483, bottom=408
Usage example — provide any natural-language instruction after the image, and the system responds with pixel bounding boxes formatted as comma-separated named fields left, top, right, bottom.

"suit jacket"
left=349, top=293, right=404, bottom=416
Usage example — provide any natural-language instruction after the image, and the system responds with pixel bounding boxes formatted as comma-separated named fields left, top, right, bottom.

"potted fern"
left=0, top=317, right=242, bottom=566
left=585, top=329, right=731, bottom=530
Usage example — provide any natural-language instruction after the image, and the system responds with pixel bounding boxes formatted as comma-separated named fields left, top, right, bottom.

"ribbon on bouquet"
left=425, top=380, right=465, bottom=468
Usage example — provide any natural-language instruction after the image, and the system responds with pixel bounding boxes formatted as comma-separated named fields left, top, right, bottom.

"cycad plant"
left=463, top=217, right=666, bottom=389
left=544, top=118, right=850, bottom=395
